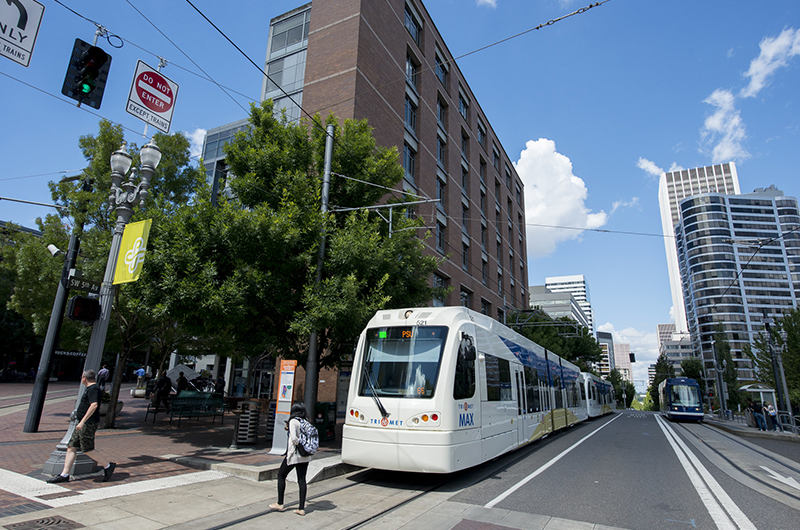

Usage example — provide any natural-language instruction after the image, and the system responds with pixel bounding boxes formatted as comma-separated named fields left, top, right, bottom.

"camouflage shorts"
left=67, top=422, right=98, bottom=453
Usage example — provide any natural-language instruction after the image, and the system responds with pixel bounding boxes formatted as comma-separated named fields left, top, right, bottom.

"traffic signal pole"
left=23, top=230, right=81, bottom=432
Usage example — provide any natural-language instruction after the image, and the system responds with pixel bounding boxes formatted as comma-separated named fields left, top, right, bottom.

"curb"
left=703, top=419, right=800, bottom=443
left=159, top=454, right=360, bottom=483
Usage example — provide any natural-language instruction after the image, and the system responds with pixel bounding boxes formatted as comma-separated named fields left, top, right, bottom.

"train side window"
left=485, top=354, right=512, bottom=401
left=524, top=366, right=539, bottom=412
left=552, top=373, right=563, bottom=409
left=580, top=381, right=586, bottom=401
left=453, top=343, right=475, bottom=400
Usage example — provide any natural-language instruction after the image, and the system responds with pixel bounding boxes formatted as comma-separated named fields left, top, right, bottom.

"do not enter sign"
left=126, top=60, right=179, bottom=133
left=136, top=70, right=173, bottom=113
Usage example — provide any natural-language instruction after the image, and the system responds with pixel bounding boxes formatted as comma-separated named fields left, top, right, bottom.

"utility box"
left=315, top=402, right=336, bottom=442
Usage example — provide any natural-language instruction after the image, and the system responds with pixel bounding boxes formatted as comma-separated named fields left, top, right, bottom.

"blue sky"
left=2, top=1, right=799, bottom=391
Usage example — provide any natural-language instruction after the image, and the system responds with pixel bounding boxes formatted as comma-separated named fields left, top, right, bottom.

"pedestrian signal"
left=67, top=296, right=100, bottom=322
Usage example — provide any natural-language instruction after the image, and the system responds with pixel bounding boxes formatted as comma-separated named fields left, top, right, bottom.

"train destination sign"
left=126, top=60, right=179, bottom=133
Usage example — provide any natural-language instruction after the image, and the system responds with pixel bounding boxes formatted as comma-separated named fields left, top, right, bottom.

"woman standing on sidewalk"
left=270, top=403, right=312, bottom=516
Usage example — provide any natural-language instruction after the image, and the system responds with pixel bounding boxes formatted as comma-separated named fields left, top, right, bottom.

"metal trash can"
left=236, top=401, right=261, bottom=445
left=315, top=402, right=336, bottom=441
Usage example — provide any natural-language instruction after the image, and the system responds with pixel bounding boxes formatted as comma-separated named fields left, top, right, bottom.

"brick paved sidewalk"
left=0, top=382, right=341, bottom=519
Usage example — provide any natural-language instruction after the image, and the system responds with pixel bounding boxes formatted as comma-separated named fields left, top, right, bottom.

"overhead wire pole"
left=304, top=124, right=335, bottom=414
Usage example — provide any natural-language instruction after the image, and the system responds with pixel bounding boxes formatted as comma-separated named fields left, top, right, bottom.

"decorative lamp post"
left=42, top=141, right=161, bottom=476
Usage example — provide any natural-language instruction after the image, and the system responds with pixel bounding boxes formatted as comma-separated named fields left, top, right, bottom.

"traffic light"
left=67, top=296, right=100, bottom=322
left=61, top=39, right=112, bottom=109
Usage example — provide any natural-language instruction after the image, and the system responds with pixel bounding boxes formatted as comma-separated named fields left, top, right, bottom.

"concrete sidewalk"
left=0, top=382, right=348, bottom=520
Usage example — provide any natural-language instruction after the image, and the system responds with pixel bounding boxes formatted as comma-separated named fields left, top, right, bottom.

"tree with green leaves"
left=714, top=326, right=741, bottom=410
left=680, top=357, right=706, bottom=395
left=647, top=352, right=675, bottom=410
left=140, top=101, right=444, bottom=397
left=509, top=311, right=602, bottom=372
left=744, top=307, right=800, bottom=410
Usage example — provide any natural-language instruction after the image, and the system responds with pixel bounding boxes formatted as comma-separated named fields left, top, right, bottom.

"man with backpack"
left=269, top=402, right=318, bottom=516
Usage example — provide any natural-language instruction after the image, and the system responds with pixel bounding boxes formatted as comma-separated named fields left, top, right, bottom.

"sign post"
left=0, top=0, right=44, bottom=67
left=126, top=60, right=178, bottom=133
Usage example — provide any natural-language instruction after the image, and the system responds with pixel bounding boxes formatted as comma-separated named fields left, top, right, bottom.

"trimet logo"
left=371, top=418, right=404, bottom=427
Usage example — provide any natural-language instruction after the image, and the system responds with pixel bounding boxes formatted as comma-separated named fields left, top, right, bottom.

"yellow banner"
left=113, top=219, right=152, bottom=285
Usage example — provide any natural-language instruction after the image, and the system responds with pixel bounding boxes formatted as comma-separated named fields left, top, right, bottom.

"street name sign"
left=126, top=60, right=179, bottom=133
left=0, top=0, right=44, bottom=67
left=67, top=276, right=101, bottom=295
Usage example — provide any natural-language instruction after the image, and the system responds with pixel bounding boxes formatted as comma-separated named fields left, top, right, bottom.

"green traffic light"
left=79, top=79, right=94, bottom=94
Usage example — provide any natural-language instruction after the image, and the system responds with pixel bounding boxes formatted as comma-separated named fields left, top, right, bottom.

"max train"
left=342, top=307, right=615, bottom=473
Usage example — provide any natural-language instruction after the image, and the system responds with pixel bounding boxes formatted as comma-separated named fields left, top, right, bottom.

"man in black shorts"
left=47, top=370, right=117, bottom=483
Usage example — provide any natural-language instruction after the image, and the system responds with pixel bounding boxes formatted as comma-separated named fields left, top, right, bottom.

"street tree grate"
left=3, top=516, right=85, bottom=530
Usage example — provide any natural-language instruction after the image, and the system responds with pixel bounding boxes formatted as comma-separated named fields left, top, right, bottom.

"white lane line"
left=484, top=414, right=621, bottom=508
left=0, top=467, right=229, bottom=508
left=656, top=415, right=757, bottom=530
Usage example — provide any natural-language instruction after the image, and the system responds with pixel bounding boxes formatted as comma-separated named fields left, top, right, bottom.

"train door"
left=514, top=368, right=526, bottom=446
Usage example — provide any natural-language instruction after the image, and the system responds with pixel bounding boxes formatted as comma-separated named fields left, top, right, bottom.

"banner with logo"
left=113, top=219, right=152, bottom=284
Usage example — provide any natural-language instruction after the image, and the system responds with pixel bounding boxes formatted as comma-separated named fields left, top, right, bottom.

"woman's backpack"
left=295, top=418, right=319, bottom=456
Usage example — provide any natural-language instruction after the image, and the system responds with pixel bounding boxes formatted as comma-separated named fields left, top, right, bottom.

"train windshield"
left=360, top=326, right=448, bottom=398
left=671, top=384, right=700, bottom=407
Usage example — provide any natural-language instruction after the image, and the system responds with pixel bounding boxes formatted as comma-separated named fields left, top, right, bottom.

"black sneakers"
left=103, top=462, right=116, bottom=482
left=47, top=474, right=69, bottom=484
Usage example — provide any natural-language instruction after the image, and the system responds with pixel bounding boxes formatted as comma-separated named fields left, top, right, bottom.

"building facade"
left=596, top=331, right=615, bottom=378
left=528, top=285, right=590, bottom=329
left=659, top=163, right=741, bottom=333
left=256, top=0, right=530, bottom=319
left=675, top=185, right=800, bottom=388
left=613, top=342, right=633, bottom=384
left=656, top=322, right=694, bottom=375
left=545, top=275, right=594, bottom=332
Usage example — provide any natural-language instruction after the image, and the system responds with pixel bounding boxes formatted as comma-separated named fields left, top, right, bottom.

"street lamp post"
left=42, top=141, right=161, bottom=476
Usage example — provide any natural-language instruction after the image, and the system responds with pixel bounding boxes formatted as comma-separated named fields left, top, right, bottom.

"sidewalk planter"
left=100, top=401, right=124, bottom=416
left=130, top=388, right=146, bottom=398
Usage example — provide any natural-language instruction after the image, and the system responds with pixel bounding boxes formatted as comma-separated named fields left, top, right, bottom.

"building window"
left=461, top=166, right=469, bottom=197
left=461, top=133, right=469, bottom=161
left=462, top=243, right=470, bottom=271
left=435, top=52, right=448, bottom=87
left=505, top=165, right=511, bottom=188
left=478, top=120, right=486, bottom=148
left=458, top=93, right=470, bottom=122
left=406, top=54, right=419, bottom=90
left=481, top=299, right=491, bottom=316
left=492, top=147, right=500, bottom=171
left=403, top=142, right=416, bottom=184
left=433, top=273, right=446, bottom=306
left=404, top=5, right=421, bottom=46
left=482, top=259, right=488, bottom=285
left=437, top=98, right=447, bottom=130
left=480, top=191, right=486, bottom=217
left=495, top=180, right=501, bottom=205
left=436, top=177, right=446, bottom=212
left=437, top=135, right=446, bottom=168
left=460, top=289, right=471, bottom=308
left=404, top=95, right=417, bottom=134
left=462, top=203, right=469, bottom=235
left=497, top=241, right=502, bottom=265
left=479, top=158, right=486, bottom=185
left=436, top=221, right=445, bottom=252
left=516, top=183, right=522, bottom=207
left=481, top=225, right=487, bottom=250
left=497, top=272, right=503, bottom=296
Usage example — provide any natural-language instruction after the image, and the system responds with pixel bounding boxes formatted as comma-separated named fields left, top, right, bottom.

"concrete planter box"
left=100, top=401, right=123, bottom=416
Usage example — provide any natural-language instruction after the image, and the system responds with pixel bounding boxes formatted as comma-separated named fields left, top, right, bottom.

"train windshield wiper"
left=363, top=360, right=390, bottom=419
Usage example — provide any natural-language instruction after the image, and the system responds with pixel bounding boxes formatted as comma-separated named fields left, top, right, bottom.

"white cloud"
left=186, top=128, right=207, bottom=159
left=476, top=0, right=497, bottom=7
left=515, top=138, right=607, bottom=258
left=636, top=157, right=663, bottom=178
left=668, top=162, right=685, bottom=173
left=740, top=27, right=800, bottom=98
left=598, top=322, right=659, bottom=393
left=700, top=89, right=749, bottom=163
left=610, top=197, right=639, bottom=215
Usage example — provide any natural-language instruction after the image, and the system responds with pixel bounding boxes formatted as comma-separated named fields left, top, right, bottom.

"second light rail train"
left=342, top=306, right=615, bottom=473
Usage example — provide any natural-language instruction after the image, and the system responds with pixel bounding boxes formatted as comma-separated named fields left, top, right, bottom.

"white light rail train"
left=342, top=307, right=615, bottom=473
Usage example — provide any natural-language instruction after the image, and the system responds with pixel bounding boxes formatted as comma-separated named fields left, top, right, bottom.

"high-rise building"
left=207, top=0, right=529, bottom=319
left=657, top=323, right=694, bottom=375
left=659, top=163, right=741, bottom=333
left=201, top=118, right=250, bottom=204
left=613, top=342, right=633, bottom=384
left=596, top=331, right=615, bottom=378
left=675, top=185, right=800, bottom=387
left=528, top=285, right=590, bottom=329
left=545, top=275, right=594, bottom=332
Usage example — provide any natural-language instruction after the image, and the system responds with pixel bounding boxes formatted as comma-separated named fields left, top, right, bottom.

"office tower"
left=528, top=285, right=590, bottom=329
left=545, top=275, right=594, bottom=332
left=596, top=331, right=615, bottom=378
left=201, top=119, right=250, bottom=204
left=659, top=163, right=740, bottom=333
left=675, top=185, right=800, bottom=386
left=207, top=0, right=529, bottom=318
left=613, top=342, right=633, bottom=384
left=657, top=323, right=694, bottom=375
